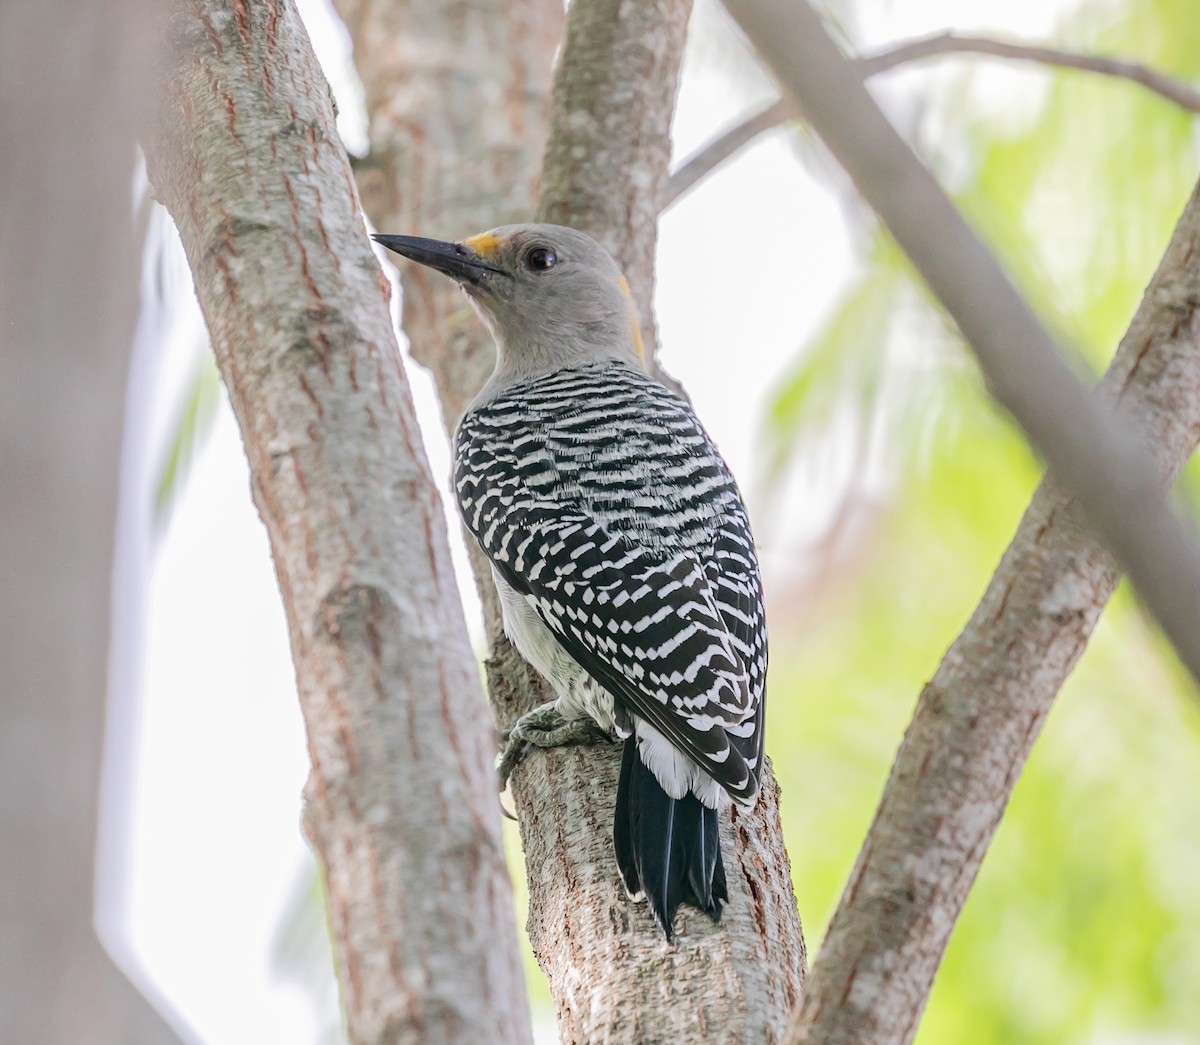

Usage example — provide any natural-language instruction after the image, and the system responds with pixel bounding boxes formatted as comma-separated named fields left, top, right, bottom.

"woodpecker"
left=373, top=224, right=766, bottom=939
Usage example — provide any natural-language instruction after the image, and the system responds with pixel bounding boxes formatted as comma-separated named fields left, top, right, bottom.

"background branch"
left=0, top=0, right=186, bottom=1040
left=146, top=2, right=532, bottom=1042
left=860, top=31, right=1200, bottom=109
left=667, top=98, right=793, bottom=208
left=788, top=175, right=1200, bottom=1045
left=666, top=32, right=1200, bottom=207
left=723, top=0, right=1200, bottom=686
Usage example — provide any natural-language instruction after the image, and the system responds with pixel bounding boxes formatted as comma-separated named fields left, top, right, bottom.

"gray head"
left=373, top=223, right=645, bottom=394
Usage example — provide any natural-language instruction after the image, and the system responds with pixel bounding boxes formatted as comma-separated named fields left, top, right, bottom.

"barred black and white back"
left=456, top=360, right=766, bottom=827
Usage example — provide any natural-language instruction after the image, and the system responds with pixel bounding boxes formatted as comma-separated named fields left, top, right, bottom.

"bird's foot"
left=496, top=701, right=610, bottom=792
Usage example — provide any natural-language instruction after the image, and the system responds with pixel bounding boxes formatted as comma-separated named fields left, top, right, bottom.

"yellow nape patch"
left=463, top=231, right=504, bottom=259
left=618, top=275, right=646, bottom=362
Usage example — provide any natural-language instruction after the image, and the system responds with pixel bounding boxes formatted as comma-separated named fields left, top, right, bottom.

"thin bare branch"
left=667, top=98, right=792, bottom=206
left=146, top=2, right=533, bottom=1043
left=860, top=31, right=1200, bottom=110
left=666, top=31, right=1200, bottom=207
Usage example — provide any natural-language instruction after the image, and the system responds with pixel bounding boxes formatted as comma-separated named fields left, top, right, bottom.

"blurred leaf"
left=153, top=349, right=221, bottom=533
left=272, top=863, right=347, bottom=1045
left=759, top=245, right=898, bottom=492
left=757, top=233, right=972, bottom=535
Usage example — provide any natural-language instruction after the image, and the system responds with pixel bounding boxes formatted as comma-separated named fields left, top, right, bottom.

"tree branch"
left=667, top=98, right=793, bottom=208
left=145, top=3, right=532, bottom=1043
left=860, top=31, right=1200, bottom=109
left=507, top=1, right=809, bottom=1041
left=724, top=0, right=1200, bottom=686
left=666, top=33, right=1200, bottom=207
left=787, top=177, right=1200, bottom=1045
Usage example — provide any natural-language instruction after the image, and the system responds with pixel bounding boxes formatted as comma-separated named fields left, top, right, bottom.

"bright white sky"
left=104, top=0, right=1063, bottom=1041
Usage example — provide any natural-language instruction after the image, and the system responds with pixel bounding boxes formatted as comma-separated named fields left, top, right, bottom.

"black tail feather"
left=614, top=736, right=727, bottom=940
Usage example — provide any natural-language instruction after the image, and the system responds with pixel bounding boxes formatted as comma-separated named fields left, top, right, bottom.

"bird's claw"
left=495, top=701, right=612, bottom=793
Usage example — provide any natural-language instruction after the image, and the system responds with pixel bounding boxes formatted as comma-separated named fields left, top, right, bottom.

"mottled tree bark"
left=145, top=3, right=532, bottom=1043
left=520, top=2, right=808, bottom=1043
left=536, top=0, right=682, bottom=363
left=336, top=0, right=564, bottom=428
left=780, top=181, right=1200, bottom=1045
left=342, top=0, right=806, bottom=1040
left=332, top=0, right=563, bottom=638
left=0, top=2, right=185, bottom=1042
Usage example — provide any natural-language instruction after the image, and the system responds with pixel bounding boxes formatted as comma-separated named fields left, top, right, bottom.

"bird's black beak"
left=371, top=234, right=504, bottom=287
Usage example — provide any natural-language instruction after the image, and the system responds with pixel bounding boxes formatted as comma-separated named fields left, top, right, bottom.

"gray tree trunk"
left=145, top=3, right=533, bottom=1043
left=0, top=2, right=187, bottom=1042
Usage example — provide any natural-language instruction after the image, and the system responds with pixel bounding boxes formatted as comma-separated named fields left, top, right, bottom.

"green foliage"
left=765, top=0, right=1200, bottom=1040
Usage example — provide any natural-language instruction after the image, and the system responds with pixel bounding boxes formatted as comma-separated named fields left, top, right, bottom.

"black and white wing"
left=456, top=362, right=766, bottom=805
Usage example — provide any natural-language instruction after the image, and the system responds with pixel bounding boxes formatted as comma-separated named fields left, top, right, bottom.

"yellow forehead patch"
left=617, top=275, right=646, bottom=362
left=463, top=231, right=505, bottom=259
left=630, top=318, right=646, bottom=362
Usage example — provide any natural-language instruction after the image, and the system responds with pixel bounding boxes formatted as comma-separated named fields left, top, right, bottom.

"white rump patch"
left=634, top=720, right=729, bottom=810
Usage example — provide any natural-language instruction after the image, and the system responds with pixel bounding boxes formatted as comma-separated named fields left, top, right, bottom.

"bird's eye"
left=524, top=246, right=557, bottom=272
